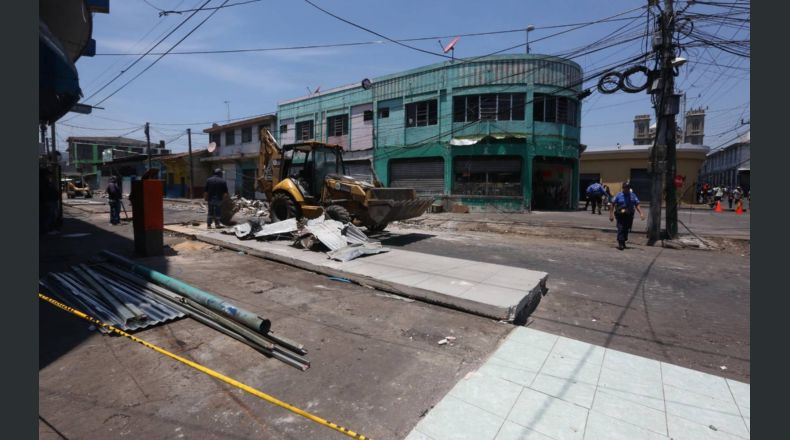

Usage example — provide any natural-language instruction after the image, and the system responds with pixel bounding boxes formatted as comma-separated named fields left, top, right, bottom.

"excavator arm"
left=256, top=128, right=283, bottom=201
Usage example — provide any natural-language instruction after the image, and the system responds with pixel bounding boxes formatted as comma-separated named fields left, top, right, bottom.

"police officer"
left=585, top=181, right=605, bottom=215
left=609, top=181, right=645, bottom=250
left=204, top=168, right=229, bottom=228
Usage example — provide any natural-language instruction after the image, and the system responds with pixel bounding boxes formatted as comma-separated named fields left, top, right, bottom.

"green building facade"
left=277, top=54, right=584, bottom=211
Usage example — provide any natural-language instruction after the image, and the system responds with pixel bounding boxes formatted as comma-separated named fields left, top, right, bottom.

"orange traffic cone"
left=736, top=202, right=744, bottom=215
left=715, top=201, right=723, bottom=213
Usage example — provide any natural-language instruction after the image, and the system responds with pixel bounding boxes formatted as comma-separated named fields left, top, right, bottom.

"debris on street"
left=99, top=250, right=309, bottom=370
left=39, top=265, right=185, bottom=332
left=216, top=212, right=390, bottom=262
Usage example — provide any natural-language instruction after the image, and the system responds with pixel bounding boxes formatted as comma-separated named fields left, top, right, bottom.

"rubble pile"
left=223, top=214, right=389, bottom=262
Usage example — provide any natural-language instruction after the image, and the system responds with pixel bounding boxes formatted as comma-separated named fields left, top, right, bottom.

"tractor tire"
left=366, top=223, right=388, bottom=233
left=270, top=192, right=299, bottom=222
left=324, top=205, right=351, bottom=223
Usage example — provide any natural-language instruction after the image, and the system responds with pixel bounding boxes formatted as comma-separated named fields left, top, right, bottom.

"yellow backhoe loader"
left=256, top=128, right=432, bottom=231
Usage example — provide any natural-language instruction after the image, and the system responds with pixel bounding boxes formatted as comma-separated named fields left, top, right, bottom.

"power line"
left=301, top=0, right=450, bottom=60
left=92, top=0, right=234, bottom=107
left=84, top=0, right=215, bottom=103
left=158, top=0, right=262, bottom=16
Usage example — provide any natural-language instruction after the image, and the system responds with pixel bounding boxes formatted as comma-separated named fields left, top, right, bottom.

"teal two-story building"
left=276, top=54, right=584, bottom=211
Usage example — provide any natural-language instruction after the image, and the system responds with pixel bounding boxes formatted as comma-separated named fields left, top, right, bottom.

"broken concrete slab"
left=165, top=225, right=548, bottom=321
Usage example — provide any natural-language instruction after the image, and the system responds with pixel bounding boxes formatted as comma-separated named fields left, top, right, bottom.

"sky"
left=57, top=0, right=750, bottom=154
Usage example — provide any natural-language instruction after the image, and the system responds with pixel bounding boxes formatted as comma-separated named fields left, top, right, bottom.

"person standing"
left=713, top=185, right=724, bottom=207
left=204, top=168, right=229, bottom=229
left=106, top=176, right=122, bottom=225
left=585, top=181, right=605, bottom=215
left=733, top=186, right=743, bottom=211
left=726, top=187, right=735, bottom=209
left=609, top=181, right=645, bottom=250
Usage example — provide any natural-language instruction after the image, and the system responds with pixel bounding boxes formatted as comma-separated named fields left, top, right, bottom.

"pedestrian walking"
left=727, top=187, right=734, bottom=209
left=609, top=181, right=645, bottom=250
left=204, top=168, right=229, bottom=229
left=106, top=176, right=123, bottom=225
left=585, top=181, right=605, bottom=215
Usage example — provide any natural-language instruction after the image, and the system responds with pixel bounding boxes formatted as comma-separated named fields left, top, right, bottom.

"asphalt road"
left=40, top=204, right=510, bottom=439
left=380, top=225, right=750, bottom=383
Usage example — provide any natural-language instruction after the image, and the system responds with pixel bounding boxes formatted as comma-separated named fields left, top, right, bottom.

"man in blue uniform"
left=585, top=181, right=606, bottom=215
left=609, top=181, right=645, bottom=250
left=204, top=168, right=229, bottom=229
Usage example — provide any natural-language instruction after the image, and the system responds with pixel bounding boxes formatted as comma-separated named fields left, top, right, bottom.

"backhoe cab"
left=256, top=129, right=431, bottom=231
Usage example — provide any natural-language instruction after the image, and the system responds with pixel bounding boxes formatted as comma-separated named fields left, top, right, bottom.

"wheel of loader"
left=324, top=205, right=351, bottom=223
left=366, top=223, right=388, bottom=233
left=270, top=192, right=299, bottom=222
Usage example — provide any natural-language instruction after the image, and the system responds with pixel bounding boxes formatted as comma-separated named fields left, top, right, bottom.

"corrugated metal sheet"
left=41, top=267, right=185, bottom=332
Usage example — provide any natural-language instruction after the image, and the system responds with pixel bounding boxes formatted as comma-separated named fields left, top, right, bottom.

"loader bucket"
left=365, top=198, right=434, bottom=225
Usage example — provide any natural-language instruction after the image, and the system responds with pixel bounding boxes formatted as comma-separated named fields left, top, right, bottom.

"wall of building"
left=580, top=150, right=706, bottom=204
left=276, top=54, right=584, bottom=211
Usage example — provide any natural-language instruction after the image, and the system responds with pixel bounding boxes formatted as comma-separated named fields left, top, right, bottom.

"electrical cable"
left=83, top=0, right=215, bottom=104
left=92, top=0, right=234, bottom=107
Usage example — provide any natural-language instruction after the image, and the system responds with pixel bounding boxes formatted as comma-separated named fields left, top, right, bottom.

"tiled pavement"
left=406, top=327, right=750, bottom=440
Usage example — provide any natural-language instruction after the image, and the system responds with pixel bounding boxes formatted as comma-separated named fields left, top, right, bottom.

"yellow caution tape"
left=38, top=292, right=371, bottom=440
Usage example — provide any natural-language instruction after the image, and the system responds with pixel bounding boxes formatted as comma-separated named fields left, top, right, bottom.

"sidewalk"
left=401, top=207, right=750, bottom=241
left=407, top=327, right=750, bottom=440
left=164, top=224, right=548, bottom=322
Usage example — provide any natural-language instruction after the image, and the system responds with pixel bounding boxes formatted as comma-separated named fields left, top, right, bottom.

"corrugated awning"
left=449, top=134, right=527, bottom=146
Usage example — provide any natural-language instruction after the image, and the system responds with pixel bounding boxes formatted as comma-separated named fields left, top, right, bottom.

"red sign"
left=674, top=175, right=685, bottom=188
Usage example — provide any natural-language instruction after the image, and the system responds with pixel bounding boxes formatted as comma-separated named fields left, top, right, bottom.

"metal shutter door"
left=344, top=161, right=372, bottom=182
left=390, top=158, right=444, bottom=195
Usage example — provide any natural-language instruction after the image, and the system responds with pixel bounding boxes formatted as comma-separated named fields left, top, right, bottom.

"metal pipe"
left=97, top=265, right=308, bottom=370
left=100, top=250, right=272, bottom=334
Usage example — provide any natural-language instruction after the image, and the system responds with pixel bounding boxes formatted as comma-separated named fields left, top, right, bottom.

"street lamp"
left=526, top=25, right=535, bottom=54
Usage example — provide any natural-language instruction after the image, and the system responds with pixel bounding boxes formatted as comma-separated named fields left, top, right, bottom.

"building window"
left=296, top=120, right=314, bottom=141
left=225, top=130, right=235, bottom=145
left=241, top=127, right=252, bottom=143
left=533, top=94, right=577, bottom=126
left=210, top=132, right=221, bottom=147
left=452, top=156, right=522, bottom=196
left=453, top=93, right=526, bottom=123
left=327, top=114, right=349, bottom=137
left=280, top=124, right=288, bottom=134
left=405, top=99, right=438, bottom=127
left=378, top=107, right=390, bottom=119
left=363, top=110, right=373, bottom=121
left=76, top=144, right=93, bottom=160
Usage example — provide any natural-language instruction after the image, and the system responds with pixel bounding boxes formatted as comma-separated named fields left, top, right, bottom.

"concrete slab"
left=164, top=225, right=549, bottom=321
left=405, top=327, right=751, bottom=440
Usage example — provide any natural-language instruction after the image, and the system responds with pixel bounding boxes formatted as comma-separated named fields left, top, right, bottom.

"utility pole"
left=187, top=128, right=194, bottom=199
left=145, top=122, right=152, bottom=169
left=647, top=0, right=678, bottom=244
left=663, top=0, right=679, bottom=239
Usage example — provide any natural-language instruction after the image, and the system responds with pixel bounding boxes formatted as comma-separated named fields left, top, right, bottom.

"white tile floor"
left=405, top=327, right=750, bottom=440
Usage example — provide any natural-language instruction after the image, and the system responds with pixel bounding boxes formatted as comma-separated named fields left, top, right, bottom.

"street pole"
left=145, top=122, right=152, bottom=170
left=647, top=0, right=678, bottom=244
left=187, top=128, right=195, bottom=199
left=663, top=0, right=678, bottom=239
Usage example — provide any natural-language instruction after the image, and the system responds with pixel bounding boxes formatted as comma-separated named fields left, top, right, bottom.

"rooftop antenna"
left=440, top=36, right=460, bottom=62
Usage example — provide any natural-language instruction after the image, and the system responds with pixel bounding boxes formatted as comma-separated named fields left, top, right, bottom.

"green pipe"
left=100, top=250, right=271, bottom=334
